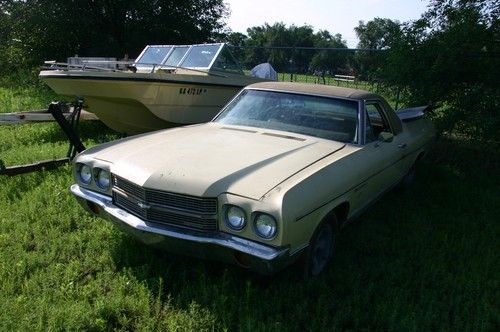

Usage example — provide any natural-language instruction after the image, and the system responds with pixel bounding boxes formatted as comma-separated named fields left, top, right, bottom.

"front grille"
left=146, top=190, right=217, bottom=214
left=114, top=176, right=146, bottom=200
left=112, top=175, right=217, bottom=232
left=114, top=192, right=147, bottom=219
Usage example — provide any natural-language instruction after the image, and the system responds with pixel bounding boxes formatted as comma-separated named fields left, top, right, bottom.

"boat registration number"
left=179, top=88, right=207, bottom=96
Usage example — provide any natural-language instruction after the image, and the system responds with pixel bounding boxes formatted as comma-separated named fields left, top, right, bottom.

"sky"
left=224, top=0, right=430, bottom=48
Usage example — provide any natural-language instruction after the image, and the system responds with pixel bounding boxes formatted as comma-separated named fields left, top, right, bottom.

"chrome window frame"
left=358, top=100, right=366, bottom=145
left=364, top=99, right=395, bottom=135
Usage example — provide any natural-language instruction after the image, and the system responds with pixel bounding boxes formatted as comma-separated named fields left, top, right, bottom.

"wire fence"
left=230, top=46, right=405, bottom=109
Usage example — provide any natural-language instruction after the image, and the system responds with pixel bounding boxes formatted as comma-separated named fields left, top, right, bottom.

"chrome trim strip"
left=358, top=99, right=366, bottom=145
left=70, top=184, right=288, bottom=261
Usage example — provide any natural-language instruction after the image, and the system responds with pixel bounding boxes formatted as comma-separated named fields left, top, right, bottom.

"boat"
left=39, top=43, right=271, bottom=134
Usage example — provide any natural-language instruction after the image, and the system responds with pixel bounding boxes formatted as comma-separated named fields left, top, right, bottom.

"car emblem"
left=137, top=202, right=151, bottom=209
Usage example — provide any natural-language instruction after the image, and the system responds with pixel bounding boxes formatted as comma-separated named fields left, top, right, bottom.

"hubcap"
left=310, top=224, right=333, bottom=276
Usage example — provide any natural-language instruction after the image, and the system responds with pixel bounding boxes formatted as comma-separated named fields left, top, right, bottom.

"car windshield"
left=214, top=89, right=359, bottom=143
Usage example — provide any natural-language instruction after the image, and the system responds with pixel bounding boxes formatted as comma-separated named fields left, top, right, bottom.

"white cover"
left=251, top=63, right=278, bottom=80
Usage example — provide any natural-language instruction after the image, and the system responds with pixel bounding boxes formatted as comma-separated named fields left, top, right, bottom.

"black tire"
left=399, top=163, right=416, bottom=189
left=303, top=218, right=336, bottom=277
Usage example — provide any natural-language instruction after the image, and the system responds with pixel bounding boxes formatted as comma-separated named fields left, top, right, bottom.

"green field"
left=0, top=86, right=498, bottom=331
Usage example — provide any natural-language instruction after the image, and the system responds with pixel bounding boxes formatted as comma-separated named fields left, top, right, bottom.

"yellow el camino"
left=70, top=82, right=435, bottom=276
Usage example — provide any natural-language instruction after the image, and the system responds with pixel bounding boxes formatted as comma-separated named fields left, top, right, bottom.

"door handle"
left=398, top=143, right=407, bottom=148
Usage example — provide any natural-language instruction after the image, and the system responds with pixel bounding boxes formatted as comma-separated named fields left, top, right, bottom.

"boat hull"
left=40, top=71, right=261, bottom=134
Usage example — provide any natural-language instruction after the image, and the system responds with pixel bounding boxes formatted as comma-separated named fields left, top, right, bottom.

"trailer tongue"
left=0, top=100, right=88, bottom=176
left=0, top=107, right=97, bottom=124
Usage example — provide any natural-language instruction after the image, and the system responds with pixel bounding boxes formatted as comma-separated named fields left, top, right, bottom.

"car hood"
left=83, top=123, right=345, bottom=200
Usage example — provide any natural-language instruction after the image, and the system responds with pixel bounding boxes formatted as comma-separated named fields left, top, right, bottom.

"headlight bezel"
left=224, top=205, right=247, bottom=231
left=253, top=212, right=278, bottom=240
left=95, top=168, right=111, bottom=190
left=77, top=163, right=92, bottom=185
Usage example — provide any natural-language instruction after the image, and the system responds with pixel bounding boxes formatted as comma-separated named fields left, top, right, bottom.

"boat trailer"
left=0, top=100, right=89, bottom=176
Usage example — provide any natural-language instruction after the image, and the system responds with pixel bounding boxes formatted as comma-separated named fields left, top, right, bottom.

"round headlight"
left=225, top=205, right=246, bottom=230
left=96, top=168, right=111, bottom=190
left=78, top=164, right=92, bottom=185
left=254, top=213, right=277, bottom=239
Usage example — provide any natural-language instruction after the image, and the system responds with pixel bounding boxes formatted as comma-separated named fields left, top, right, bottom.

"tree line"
left=225, top=24, right=350, bottom=74
left=0, top=0, right=498, bottom=141
left=0, top=0, right=228, bottom=71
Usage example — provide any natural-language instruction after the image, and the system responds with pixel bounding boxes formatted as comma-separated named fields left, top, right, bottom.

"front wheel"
left=303, top=219, right=336, bottom=277
left=399, top=163, right=416, bottom=189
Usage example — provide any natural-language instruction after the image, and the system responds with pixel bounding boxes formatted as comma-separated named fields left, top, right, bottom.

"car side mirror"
left=378, top=131, right=394, bottom=142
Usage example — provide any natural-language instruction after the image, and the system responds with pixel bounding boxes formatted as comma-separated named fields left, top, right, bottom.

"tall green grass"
left=0, top=86, right=498, bottom=331
left=0, top=86, right=57, bottom=114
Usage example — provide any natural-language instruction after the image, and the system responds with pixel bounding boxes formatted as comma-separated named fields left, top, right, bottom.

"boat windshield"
left=214, top=89, right=359, bottom=143
left=137, top=46, right=171, bottom=67
left=211, top=47, right=244, bottom=74
left=164, top=47, right=189, bottom=67
left=134, top=43, right=243, bottom=74
left=180, top=45, right=220, bottom=68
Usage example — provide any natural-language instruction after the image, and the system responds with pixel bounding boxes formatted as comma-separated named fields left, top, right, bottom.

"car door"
left=349, top=100, right=407, bottom=212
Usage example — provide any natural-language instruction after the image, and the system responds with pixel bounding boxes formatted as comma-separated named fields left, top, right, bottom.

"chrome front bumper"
left=70, top=184, right=296, bottom=274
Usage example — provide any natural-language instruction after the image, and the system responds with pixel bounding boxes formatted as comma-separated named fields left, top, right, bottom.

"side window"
left=365, top=102, right=391, bottom=142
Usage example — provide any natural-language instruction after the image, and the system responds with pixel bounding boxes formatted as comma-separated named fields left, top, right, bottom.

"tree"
left=309, top=30, right=348, bottom=74
left=239, top=23, right=339, bottom=73
left=243, top=25, right=271, bottom=68
left=224, top=32, right=247, bottom=63
left=353, top=18, right=401, bottom=80
left=382, top=0, right=499, bottom=141
left=288, top=25, right=316, bottom=72
left=263, top=23, right=294, bottom=72
left=242, top=23, right=295, bottom=71
left=355, top=18, right=401, bottom=50
left=0, top=0, right=228, bottom=68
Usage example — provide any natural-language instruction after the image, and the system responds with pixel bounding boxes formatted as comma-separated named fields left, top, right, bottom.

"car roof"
left=246, top=82, right=380, bottom=100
